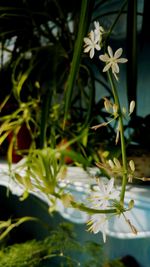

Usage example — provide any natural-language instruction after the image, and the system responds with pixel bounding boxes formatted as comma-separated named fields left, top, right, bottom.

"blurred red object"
left=57, top=138, right=73, bottom=164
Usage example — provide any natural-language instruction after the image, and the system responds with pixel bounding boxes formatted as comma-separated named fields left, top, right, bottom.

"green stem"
left=107, top=71, right=128, bottom=205
left=71, top=201, right=116, bottom=215
left=106, top=0, right=128, bottom=40
left=39, top=89, right=52, bottom=148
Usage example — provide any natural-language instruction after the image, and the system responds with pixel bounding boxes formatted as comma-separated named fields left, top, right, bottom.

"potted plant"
left=0, top=1, right=150, bottom=266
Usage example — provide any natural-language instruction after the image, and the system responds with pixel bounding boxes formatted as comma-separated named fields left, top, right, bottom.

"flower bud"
left=113, top=157, right=121, bottom=169
left=104, top=98, right=111, bottom=112
left=129, top=100, right=135, bottom=115
left=129, top=160, right=135, bottom=172
left=128, top=199, right=134, bottom=209
left=113, top=103, right=118, bottom=115
left=108, top=159, right=115, bottom=169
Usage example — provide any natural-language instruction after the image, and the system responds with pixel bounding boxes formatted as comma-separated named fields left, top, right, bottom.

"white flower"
left=99, top=46, right=128, bottom=80
left=94, top=21, right=104, bottom=43
left=87, top=178, right=119, bottom=242
left=87, top=214, right=108, bottom=242
left=90, top=178, right=119, bottom=209
left=83, top=30, right=101, bottom=58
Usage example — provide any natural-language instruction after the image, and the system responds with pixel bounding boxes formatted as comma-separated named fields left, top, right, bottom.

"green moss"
left=0, top=222, right=125, bottom=267
left=0, top=223, right=80, bottom=267
left=0, top=239, right=47, bottom=267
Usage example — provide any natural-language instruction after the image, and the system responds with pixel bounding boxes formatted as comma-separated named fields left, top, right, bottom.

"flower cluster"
left=83, top=21, right=103, bottom=58
left=87, top=178, right=119, bottom=242
left=96, top=156, right=136, bottom=183
left=83, top=21, right=128, bottom=80
left=83, top=21, right=138, bottom=242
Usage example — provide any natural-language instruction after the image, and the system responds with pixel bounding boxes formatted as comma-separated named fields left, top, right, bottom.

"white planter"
left=0, top=161, right=150, bottom=239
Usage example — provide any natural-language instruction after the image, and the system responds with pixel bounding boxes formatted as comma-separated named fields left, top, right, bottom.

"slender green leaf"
left=63, top=0, right=95, bottom=126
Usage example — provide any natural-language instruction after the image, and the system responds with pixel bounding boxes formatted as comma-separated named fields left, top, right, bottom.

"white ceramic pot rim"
left=1, top=162, right=150, bottom=238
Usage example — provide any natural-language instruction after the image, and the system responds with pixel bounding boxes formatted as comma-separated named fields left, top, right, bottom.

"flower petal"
left=108, top=46, right=113, bottom=58
left=94, top=21, right=99, bottom=28
left=84, top=46, right=91, bottom=53
left=117, top=58, right=128, bottom=63
left=94, top=21, right=104, bottom=33
left=113, top=72, right=119, bottom=81
left=107, top=178, right=114, bottom=193
left=98, top=179, right=106, bottom=194
left=99, top=54, right=109, bottom=62
left=89, top=30, right=94, bottom=41
left=83, top=37, right=92, bottom=46
left=112, top=63, right=119, bottom=73
left=94, top=32, right=100, bottom=43
left=95, top=44, right=101, bottom=51
left=103, top=62, right=112, bottom=72
left=90, top=48, right=94, bottom=58
left=88, top=214, right=108, bottom=242
left=114, top=48, right=123, bottom=59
